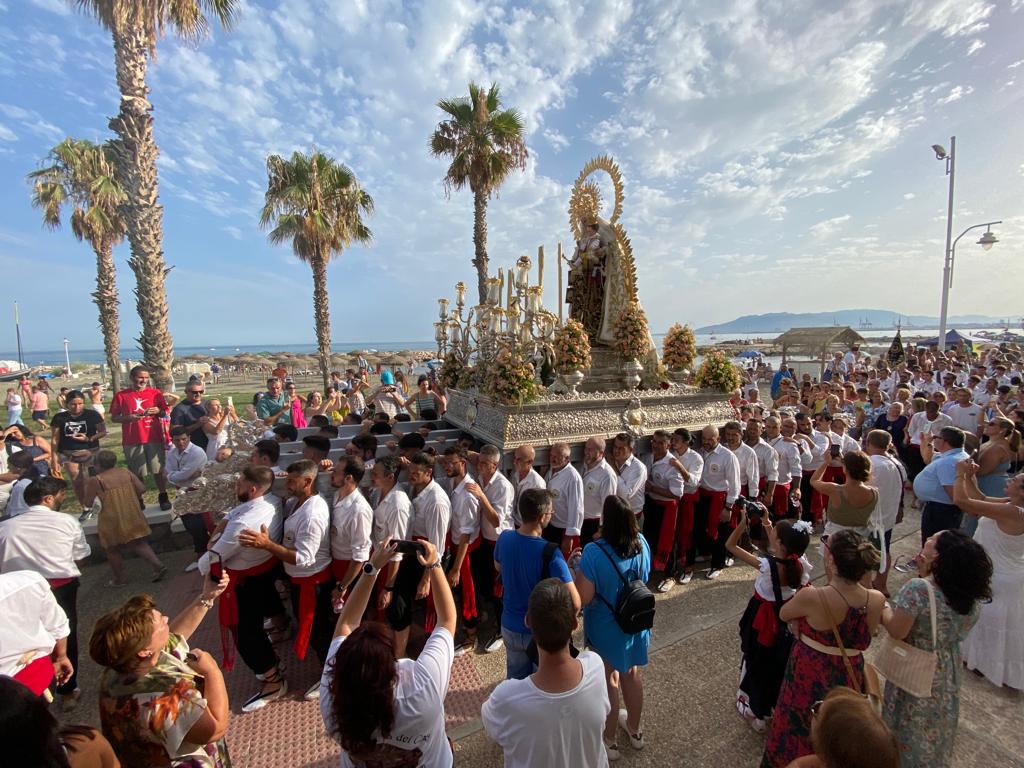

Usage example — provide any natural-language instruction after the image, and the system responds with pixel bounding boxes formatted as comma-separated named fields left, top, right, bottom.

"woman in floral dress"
left=761, top=530, right=886, bottom=768
left=881, top=529, right=992, bottom=768
left=89, top=574, right=231, bottom=767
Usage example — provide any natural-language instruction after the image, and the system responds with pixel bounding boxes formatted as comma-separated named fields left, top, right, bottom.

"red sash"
left=217, top=556, right=278, bottom=670
left=47, top=577, right=74, bottom=589
left=676, top=492, right=698, bottom=555
left=13, top=655, right=54, bottom=696
left=749, top=592, right=787, bottom=647
left=758, top=478, right=791, bottom=518
left=698, top=488, right=727, bottom=539
left=289, top=566, right=332, bottom=660
left=331, top=558, right=354, bottom=584
left=426, top=534, right=478, bottom=631
left=647, top=495, right=680, bottom=571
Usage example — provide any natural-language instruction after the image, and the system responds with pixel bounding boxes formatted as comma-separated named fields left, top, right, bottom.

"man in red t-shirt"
left=110, top=364, right=172, bottom=511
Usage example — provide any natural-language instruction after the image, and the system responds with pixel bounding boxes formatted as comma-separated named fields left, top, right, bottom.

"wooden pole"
left=538, top=245, right=544, bottom=289
left=557, top=242, right=564, bottom=324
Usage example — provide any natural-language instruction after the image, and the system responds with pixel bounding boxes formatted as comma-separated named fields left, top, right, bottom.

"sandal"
left=242, top=667, right=288, bottom=713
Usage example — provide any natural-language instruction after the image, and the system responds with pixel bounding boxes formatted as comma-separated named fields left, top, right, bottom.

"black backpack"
left=594, top=542, right=656, bottom=634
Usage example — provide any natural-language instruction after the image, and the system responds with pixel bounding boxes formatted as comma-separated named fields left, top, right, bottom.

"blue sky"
left=1, top=0, right=1022, bottom=353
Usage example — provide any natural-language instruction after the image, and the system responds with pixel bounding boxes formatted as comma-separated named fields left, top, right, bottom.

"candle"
left=557, top=241, right=563, bottom=324
left=507, top=265, right=514, bottom=308
left=538, top=245, right=544, bottom=289
left=455, top=281, right=466, bottom=307
left=515, top=256, right=531, bottom=290
left=497, top=268, right=504, bottom=309
left=438, top=297, right=449, bottom=320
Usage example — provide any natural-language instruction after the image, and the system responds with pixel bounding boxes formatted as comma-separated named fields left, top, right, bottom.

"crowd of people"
left=0, top=340, right=1021, bottom=768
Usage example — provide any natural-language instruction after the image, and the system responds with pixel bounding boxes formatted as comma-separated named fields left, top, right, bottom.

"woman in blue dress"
left=575, top=495, right=651, bottom=761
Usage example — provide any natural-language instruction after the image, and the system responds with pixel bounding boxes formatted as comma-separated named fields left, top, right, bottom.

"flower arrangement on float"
left=485, top=343, right=538, bottom=405
left=694, top=349, right=743, bottom=392
left=553, top=319, right=592, bottom=374
left=614, top=301, right=650, bottom=361
left=172, top=420, right=266, bottom=517
left=663, top=322, right=697, bottom=373
left=438, top=350, right=464, bottom=390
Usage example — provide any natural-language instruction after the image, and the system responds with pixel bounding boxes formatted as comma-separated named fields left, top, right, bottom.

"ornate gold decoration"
left=567, top=155, right=638, bottom=305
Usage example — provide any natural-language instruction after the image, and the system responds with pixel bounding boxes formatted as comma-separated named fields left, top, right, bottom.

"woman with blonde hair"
left=965, top=415, right=1019, bottom=536
left=89, top=575, right=231, bottom=767
left=201, top=398, right=237, bottom=463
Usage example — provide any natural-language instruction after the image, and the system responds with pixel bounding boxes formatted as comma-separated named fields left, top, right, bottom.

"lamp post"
left=63, top=337, right=71, bottom=377
left=932, top=137, right=1001, bottom=352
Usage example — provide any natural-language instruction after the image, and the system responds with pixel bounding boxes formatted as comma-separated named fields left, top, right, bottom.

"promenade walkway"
left=61, top=503, right=1022, bottom=767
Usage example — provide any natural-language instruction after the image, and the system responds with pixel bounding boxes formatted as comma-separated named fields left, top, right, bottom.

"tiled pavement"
left=60, top=504, right=1023, bottom=767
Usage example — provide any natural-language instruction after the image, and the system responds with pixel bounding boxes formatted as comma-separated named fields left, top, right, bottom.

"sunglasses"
left=189, top=390, right=204, bottom=395
left=811, top=700, right=824, bottom=718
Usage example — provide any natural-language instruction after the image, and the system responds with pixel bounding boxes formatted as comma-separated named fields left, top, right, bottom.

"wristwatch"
left=362, top=562, right=380, bottom=577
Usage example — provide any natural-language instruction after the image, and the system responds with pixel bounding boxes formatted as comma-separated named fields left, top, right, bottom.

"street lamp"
left=932, top=136, right=1001, bottom=352
left=63, top=337, right=71, bottom=377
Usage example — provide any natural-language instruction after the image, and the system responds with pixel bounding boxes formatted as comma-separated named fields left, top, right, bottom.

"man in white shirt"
left=199, top=466, right=287, bottom=713
left=482, top=578, right=610, bottom=768
left=644, top=430, right=685, bottom=593
left=167, top=426, right=213, bottom=571
left=0, top=570, right=72, bottom=697
left=796, top=413, right=831, bottom=525
left=905, top=400, right=953, bottom=479
left=331, top=456, right=376, bottom=598
left=612, top=432, right=647, bottom=516
left=864, top=430, right=907, bottom=597
left=0, top=476, right=89, bottom=704
left=829, top=414, right=860, bottom=456
left=544, top=442, right=584, bottom=557
left=465, top=444, right=514, bottom=653
left=443, top=446, right=481, bottom=655
left=723, top=421, right=760, bottom=499
left=947, top=388, right=982, bottom=435
left=386, top=452, right=451, bottom=658
left=512, top=445, right=545, bottom=527
left=239, top=459, right=333, bottom=701
left=581, top=436, right=618, bottom=545
left=743, top=419, right=779, bottom=509
left=370, top=455, right=411, bottom=611
left=764, top=416, right=801, bottom=518
left=664, top=428, right=703, bottom=585
left=697, top=425, right=740, bottom=579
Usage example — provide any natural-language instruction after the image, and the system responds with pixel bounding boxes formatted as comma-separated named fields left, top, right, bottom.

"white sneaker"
left=725, top=557, right=735, bottom=567
left=618, top=709, right=644, bottom=749
left=656, top=578, right=675, bottom=593
left=706, top=568, right=723, bottom=580
left=303, top=681, right=321, bottom=701
left=676, top=571, right=694, bottom=585
left=184, top=561, right=199, bottom=573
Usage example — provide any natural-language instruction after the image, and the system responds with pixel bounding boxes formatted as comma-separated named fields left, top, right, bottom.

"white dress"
left=962, top=514, right=1024, bottom=689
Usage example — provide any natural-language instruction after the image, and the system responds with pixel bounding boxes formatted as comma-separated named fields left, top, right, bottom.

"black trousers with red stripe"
left=51, top=579, right=79, bottom=694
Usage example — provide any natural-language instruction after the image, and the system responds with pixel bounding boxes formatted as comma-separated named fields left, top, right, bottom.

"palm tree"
left=29, top=138, right=126, bottom=391
left=260, top=150, right=374, bottom=392
left=75, top=0, right=238, bottom=390
left=429, top=82, right=528, bottom=304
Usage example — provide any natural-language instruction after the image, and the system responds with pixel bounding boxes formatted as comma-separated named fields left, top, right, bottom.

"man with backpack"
left=494, top=488, right=580, bottom=680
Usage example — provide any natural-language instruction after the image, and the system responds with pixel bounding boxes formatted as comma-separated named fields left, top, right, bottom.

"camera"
left=737, top=497, right=770, bottom=543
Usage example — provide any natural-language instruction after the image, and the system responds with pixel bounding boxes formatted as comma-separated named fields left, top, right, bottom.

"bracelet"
left=425, top=560, right=443, bottom=569
left=198, top=597, right=215, bottom=609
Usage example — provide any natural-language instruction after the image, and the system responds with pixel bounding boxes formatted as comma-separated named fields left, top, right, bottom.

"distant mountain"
left=695, top=310, right=1013, bottom=334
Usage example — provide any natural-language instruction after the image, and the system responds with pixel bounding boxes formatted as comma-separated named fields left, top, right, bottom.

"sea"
left=2, top=327, right=1016, bottom=369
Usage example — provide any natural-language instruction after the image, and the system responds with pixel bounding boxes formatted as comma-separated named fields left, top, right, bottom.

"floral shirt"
left=98, top=634, right=230, bottom=768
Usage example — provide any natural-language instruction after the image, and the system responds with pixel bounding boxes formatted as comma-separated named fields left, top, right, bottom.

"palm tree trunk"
left=92, top=240, right=121, bottom=392
left=107, top=24, right=175, bottom=391
left=472, top=189, right=488, bottom=304
left=311, top=252, right=332, bottom=393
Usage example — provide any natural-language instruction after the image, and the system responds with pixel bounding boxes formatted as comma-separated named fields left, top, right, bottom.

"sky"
left=1, top=0, right=1022, bottom=353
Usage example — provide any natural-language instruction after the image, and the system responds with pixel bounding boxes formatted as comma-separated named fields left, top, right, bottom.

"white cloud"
left=966, top=39, right=986, bottom=56
left=937, top=85, right=973, bottom=104
left=809, top=214, right=851, bottom=238
left=0, top=122, right=15, bottom=141
left=29, top=0, right=69, bottom=15
left=903, top=192, right=915, bottom=200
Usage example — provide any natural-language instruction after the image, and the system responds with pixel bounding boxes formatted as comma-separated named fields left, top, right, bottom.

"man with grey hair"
left=465, top=443, right=514, bottom=653
left=581, top=436, right=617, bottom=544
left=544, top=442, right=584, bottom=557
left=512, top=444, right=545, bottom=527
left=864, top=429, right=906, bottom=595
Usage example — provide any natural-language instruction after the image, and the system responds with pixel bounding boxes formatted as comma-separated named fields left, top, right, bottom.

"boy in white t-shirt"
left=482, top=578, right=611, bottom=767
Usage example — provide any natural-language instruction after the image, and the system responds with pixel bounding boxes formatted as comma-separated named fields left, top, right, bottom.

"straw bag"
left=870, top=579, right=938, bottom=698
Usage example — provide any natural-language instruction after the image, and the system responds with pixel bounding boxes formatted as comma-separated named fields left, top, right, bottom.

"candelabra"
left=436, top=256, right=557, bottom=377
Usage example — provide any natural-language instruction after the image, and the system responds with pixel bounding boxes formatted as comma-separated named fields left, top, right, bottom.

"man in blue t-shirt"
left=494, top=488, right=581, bottom=680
